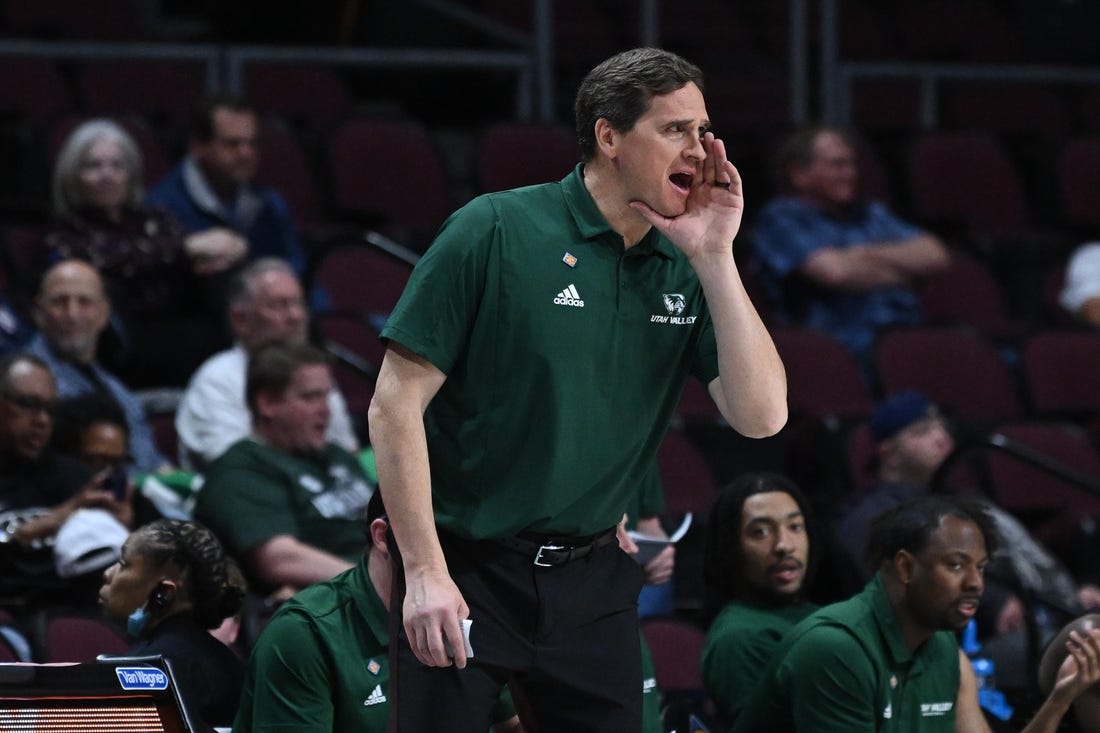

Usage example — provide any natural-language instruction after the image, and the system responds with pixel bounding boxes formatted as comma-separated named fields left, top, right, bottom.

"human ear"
left=368, top=517, right=389, bottom=559
left=149, top=580, right=177, bottom=609
left=894, top=550, right=915, bottom=584
left=594, top=119, right=618, bottom=158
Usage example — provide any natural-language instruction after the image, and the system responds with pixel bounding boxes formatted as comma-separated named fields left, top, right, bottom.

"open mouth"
left=669, top=173, right=692, bottom=192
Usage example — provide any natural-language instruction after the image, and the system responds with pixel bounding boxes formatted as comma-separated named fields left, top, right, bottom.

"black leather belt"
left=498, top=527, right=618, bottom=567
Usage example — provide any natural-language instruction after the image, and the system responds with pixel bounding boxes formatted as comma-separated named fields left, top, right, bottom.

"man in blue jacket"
left=147, top=94, right=305, bottom=276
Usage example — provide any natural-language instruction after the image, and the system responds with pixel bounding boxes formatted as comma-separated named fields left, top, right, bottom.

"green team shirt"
left=732, top=575, right=960, bottom=733
left=233, top=559, right=516, bottom=732
left=626, top=463, right=666, bottom=529
left=701, top=599, right=818, bottom=726
left=194, top=439, right=375, bottom=563
left=382, top=164, right=719, bottom=539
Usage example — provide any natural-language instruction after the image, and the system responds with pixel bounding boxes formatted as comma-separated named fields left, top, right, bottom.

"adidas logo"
left=363, top=684, right=387, bottom=706
left=553, top=284, right=585, bottom=307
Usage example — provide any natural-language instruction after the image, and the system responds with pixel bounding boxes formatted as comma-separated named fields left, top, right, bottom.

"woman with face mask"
left=99, top=518, right=246, bottom=729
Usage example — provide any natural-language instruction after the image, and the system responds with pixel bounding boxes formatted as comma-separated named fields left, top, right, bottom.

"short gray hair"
left=228, top=257, right=300, bottom=311
left=51, top=119, right=144, bottom=217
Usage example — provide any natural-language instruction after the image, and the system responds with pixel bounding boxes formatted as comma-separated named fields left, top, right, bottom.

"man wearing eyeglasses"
left=0, top=353, right=132, bottom=601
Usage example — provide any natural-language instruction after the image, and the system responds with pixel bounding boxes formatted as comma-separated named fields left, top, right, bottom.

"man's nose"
left=684, top=133, right=705, bottom=161
left=965, top=566, right=983, bottom=592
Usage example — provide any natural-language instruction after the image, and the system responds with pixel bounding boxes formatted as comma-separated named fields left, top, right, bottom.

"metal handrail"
left=835, top=61, right=1100, bottom=129
left=222, top=45, right=535, bottom=121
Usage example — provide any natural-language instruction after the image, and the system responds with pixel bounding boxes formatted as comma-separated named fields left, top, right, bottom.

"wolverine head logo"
left=663, top=293, right=686, bottom=315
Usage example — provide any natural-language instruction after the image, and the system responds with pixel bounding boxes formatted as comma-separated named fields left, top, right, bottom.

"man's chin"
left=754, top=586, right=803, bottom=607
left=53, top=340, right=90, bottom=362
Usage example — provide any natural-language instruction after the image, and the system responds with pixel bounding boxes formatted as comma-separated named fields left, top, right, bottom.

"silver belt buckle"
left=533, top=543, right=565, bottom=567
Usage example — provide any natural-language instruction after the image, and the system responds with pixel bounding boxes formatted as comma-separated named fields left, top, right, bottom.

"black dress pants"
left=390, top=527, right=645, bottom=732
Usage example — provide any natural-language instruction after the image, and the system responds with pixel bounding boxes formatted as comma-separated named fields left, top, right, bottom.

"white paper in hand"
left=444, top=618, right=474, bottom=659
left=627, top=513, right=693, bottom=566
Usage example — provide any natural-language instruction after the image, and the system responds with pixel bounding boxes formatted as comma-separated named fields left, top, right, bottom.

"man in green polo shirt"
left=233, top=492, right=522, bottom=732
left=195, top=342, right=373, bottom=594
left=700, top=472, right=821, bottom=729
left=368, top=47, right=787, bottom=731
left=732, top=495, right=1100, bottom=733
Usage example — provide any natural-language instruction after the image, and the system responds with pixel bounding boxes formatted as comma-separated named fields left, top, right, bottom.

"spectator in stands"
left=700, top=472, right=821, bottom=728
left=752, top=126, right=949, bottom=361
left=51, top=392, right=161, bottom=530
left=234, top=491, right=522, bottom=732
left=1059, top=242, right=1100, bottom=328
left=29, top=259, right=169, bottom=473
left=193, top=342, right=374, bottom=595
left=99, top=518, right=246, bottom=729
left=0, top=353, right=130, bottom=602
left=146, top=94, right=305, bottom=275
left=47, top=118, right=242, bottom=387
left=733, top=495, right=1100, bottom=733
left=833, top=390, right=1100, bottom=685
left=175, top=257, right=358, bottom=470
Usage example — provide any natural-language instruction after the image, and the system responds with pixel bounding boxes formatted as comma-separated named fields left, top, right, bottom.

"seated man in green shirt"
left=700, top=472, right=821, bottom=728
left=234, top=491, right=522, bottom=732
left=733, top=495, right=1100, bottom=733
left=194, top=342, right=375, bottom=594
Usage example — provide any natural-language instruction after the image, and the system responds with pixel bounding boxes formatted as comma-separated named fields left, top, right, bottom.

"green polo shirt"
left=194, top=439, right=375, bottom=565
left=626, top=463, right=666, bottom=528
left=234, top=559, right=392, bottom=732
left=701, top=599, right=818, bottom=726
left=731, top=575, right=960, bottom=733
left=234, top=559, right=516, bottom=732
left=382, top=164, right=719, bottom=539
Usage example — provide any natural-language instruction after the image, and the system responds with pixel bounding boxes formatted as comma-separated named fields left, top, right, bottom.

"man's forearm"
left=862, top=234, right=949, bottom=275
left=367, top=348, right=449, bottom=575
left=250, top=536, right=354, bottom=588
left=692, top=250, right=787, bottom=438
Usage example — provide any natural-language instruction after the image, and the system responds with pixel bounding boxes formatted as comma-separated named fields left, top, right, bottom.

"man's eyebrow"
left=744, top=515, right=780, bottom=527
left=661, top=117, right=710, bottom=131
left=944, top=550, right=988, bottom=563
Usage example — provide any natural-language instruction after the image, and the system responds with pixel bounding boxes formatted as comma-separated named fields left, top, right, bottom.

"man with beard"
left=700, top=472, right=820, bottom=729
left=834, top=389, right=1100, bottom=688
left=29, top=260, right=169, bottom=473
left=732, top=496, right=1100, bottom=733
left=194, top=342, right=374, bottom=594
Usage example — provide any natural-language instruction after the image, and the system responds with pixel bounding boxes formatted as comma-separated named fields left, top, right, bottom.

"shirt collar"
left=350, top=557, right=390, bottom=645
left=182, top=156, right=228, bottom=218
left=182, top=157, right=265, bottom=229
left=868, top=573, right=916, bottom=666
left=560, top=163, right=677, bottom=260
